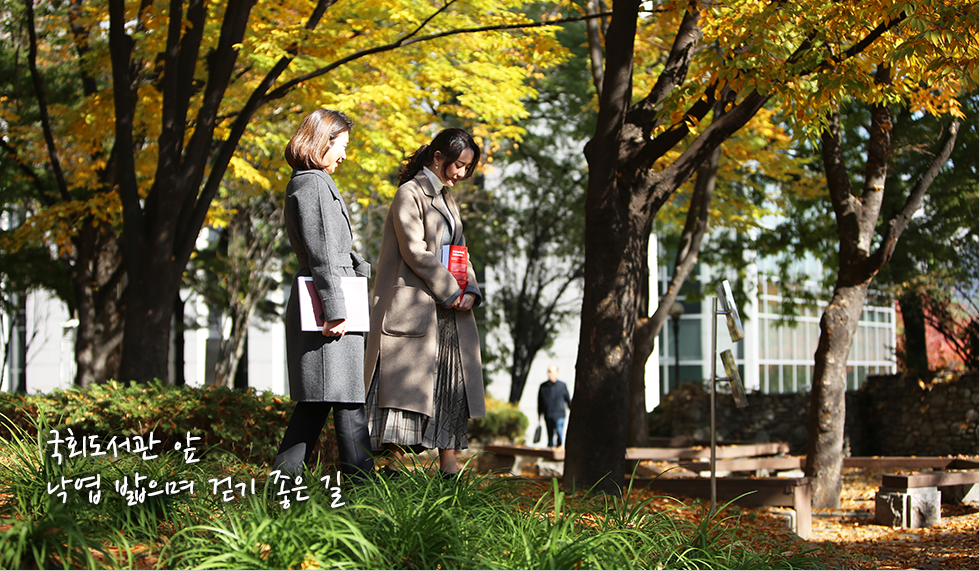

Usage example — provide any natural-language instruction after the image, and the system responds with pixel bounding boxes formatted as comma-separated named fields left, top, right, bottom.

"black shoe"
left=440, top=470, right=459, bottom=481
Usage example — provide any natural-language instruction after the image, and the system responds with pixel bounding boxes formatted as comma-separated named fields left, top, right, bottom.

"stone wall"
left=657, top=372, right=978, bottom=457
left=864, top=372, right=979, bottom=456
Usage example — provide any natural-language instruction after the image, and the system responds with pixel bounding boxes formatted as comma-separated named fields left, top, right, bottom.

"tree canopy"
left=564, top=0, right=977, bottom=495
left=0, top=0, right=566, bottom=384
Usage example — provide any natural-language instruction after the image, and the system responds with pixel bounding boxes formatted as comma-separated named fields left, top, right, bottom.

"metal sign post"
left=709, top=280, right=748, bottom=515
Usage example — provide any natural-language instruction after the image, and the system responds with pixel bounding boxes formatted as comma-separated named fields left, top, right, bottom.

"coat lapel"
left=320, top=171, right=352, bottom=237
left=415, top=172, right=460, bottom=244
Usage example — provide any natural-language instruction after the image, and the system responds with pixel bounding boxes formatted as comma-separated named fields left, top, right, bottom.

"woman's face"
left=434, top=148, right=474, bottom=188
left=322, top=130, right=349, bottom=173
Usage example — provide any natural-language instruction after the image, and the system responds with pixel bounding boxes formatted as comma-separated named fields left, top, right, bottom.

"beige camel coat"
left=364, top=172, right=486, bottom=419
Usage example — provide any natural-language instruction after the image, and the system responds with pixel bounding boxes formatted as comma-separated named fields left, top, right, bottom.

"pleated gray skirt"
left=367, top=305, right=470, bottom=451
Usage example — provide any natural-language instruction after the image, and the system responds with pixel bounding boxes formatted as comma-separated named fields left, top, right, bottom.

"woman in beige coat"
left=364, top=128, right=486, bottom=477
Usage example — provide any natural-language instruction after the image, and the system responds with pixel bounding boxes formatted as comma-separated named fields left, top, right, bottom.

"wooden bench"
left=484, top=444, right=564, bottom=461
left=483, top=443, right=790, bottom=464
left=481, top=444, right=812, bottom=538
left=632, top=476, right=813, bottom=539
left=680, top=456, right=980, bottom=473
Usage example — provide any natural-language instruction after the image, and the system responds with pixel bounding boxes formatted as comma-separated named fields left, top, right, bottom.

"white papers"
left=298, top=276, right=370, bottom=332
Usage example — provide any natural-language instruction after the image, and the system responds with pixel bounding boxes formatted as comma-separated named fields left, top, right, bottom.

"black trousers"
left=273, top=401, right=374, bottom=484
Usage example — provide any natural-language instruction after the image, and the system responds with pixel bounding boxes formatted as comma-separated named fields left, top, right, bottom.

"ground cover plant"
left=0, top=386, right=827, bottom=569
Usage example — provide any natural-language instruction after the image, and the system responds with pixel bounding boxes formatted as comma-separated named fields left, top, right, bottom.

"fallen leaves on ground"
left=676, top=466, right=979, bottom=570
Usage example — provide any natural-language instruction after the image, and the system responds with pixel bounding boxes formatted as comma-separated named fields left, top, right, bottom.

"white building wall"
left=0, top=289, right=73, bottom=394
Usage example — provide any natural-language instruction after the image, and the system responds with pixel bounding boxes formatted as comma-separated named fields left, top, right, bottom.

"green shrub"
left=0, top=380, right=336, bottom=466
left=468, top=397, right=529, bottom=444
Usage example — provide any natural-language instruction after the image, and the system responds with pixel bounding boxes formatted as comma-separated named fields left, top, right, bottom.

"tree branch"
left=821, top=110, right=863, bottom=253
left=627, top=0, right=704, bottom=131
left=107, top=0, right=141, bottom=264
left=178, top=0, right=336, bottom=265
left=585, top=0, right=605, bottom=98
left=870, top=121, right=961, bottom=269
left=646, top=88, right=762, bottom=209
left=856, top=65, right=892, bottom=254
left=0, top=139, right=55, bottom=208
left=261, top=11, right=614, bottom=104
left=22, top=0, right=70, bottom=204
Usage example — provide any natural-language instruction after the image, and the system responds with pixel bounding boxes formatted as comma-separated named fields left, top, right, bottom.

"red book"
left=441, top=245, right=468, bottom=291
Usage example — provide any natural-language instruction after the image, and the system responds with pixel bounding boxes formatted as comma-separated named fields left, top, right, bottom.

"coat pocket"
left=382, top=286, right=433, bottom=337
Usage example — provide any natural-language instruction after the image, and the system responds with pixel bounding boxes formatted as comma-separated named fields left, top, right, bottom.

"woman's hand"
left=322, top=319, right=347, bottom=337
left=454, top=293, right=476, bottom=311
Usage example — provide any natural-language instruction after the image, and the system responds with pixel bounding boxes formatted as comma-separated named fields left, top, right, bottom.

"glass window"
left=678, top=319, right=702, bottom=360
left=767, top=299, right=780, bottom=315
left=678, top=365, right=704, bottom=385
left=783, top=364, right=795, bottom=393
left=760, top=318, right=768, bottom=359
left=759, top=364, right=767, bottom=393
left=797, top=364, right=809, bottom=391
left=769, top=364, right=780, bottom=393
left=767, top=320, right=780, bottom=359
left=794, top=325, right=805, bottom=360
left=857, top=365, right=867, bottom=388
left=864, top=327, right=874, bottom=362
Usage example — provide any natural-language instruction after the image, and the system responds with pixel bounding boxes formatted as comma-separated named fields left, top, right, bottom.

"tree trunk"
left=564, top=191, right=649, bottom=494
left=565, top=0, right=774, bottom=494
left=118, top=246, right=183, bottom=383
left=627, top=135, right=721, bottom=447
left=214, top=301, right=252, bottom=388
left=804, top=280, right=868, bottom=508
left=804, top=73, right=960, bottom=508
left=898, top=290, right=929, bottom=372
left=70, top=224, right=123, bottom=387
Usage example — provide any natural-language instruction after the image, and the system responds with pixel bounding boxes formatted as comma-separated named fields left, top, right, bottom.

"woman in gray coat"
left=273, top=109, right=373, bottom=483
left=365, top=128, right=486, bottom=478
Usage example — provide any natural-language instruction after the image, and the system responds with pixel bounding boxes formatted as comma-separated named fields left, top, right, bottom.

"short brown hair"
left=284, top=109, right=353, bottom=170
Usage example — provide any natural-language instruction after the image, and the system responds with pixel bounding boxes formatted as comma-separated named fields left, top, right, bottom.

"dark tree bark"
left=897, top=290, right=929, bottom=372
left=805, top=66, right=961, bottom=507
left=20, top=0, right=124, bottom=386
left=566, top=1, right=913, bottom=494
left=627, top=106, right=722, bottom=448
left=564, top=0, right=770, bottom=494
left=212, top=199, right=284, bottom=388
left=70, top=224, right=124, bottom=387
left=112, top=0, right=262, bottom=382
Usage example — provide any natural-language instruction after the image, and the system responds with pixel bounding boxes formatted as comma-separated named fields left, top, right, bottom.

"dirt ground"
left=468, top=448, right=979, bottom=569
left=696, top=467, right=979, bottom=570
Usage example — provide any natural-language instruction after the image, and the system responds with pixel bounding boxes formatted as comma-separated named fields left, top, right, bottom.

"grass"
left=0, top=413, right=827, bottom=570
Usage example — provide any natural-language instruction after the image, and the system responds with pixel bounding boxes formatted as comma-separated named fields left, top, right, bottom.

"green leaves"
left=0, top=380, right=300, bottom=465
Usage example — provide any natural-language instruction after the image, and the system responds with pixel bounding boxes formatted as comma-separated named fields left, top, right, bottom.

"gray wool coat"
left=284, top=169, right=371, bottom=403
left=364, top=172, right=486, bottom=419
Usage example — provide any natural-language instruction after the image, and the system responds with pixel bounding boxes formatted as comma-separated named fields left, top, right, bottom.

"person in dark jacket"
left=537, top=364, right=571, bottom=448
left=273, top=109, right=373, bottom=484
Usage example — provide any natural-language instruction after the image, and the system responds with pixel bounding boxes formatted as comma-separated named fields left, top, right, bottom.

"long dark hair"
left=284, top=109, right=353, bottom=170
left=398, top=128, right=481, bottom=186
